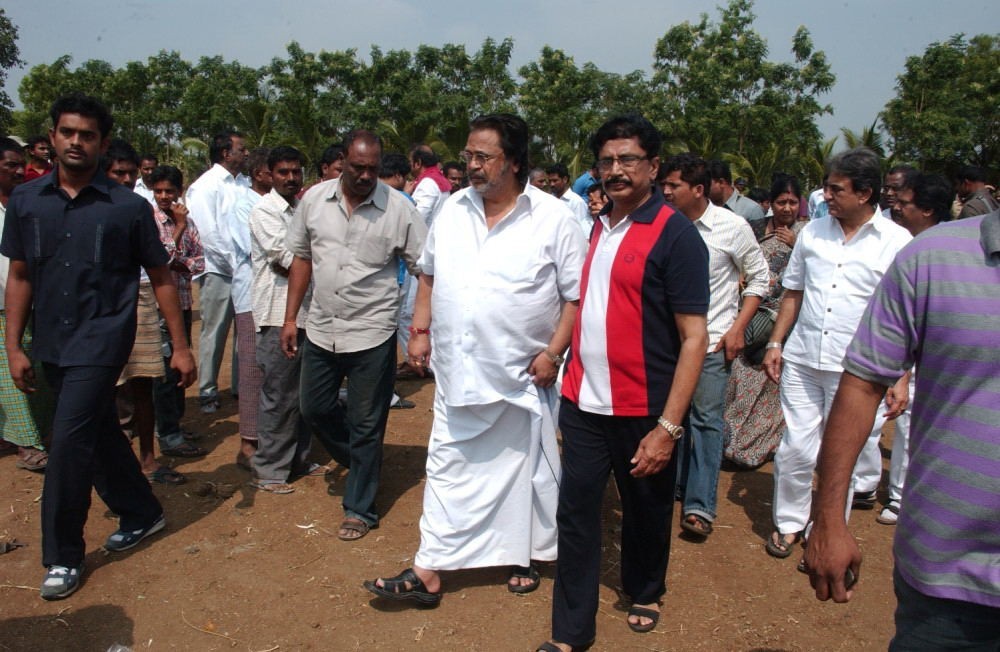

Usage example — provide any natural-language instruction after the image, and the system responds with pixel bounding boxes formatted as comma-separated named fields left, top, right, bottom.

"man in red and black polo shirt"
left=540, top=114, right=709, bottom=651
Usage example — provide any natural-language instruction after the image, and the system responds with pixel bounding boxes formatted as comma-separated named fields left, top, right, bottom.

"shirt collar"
left=600, top=186, right=665, bottom=225
left=40, top=166, right=115, bottom=199
left=268, top=187, right=297, bottom=213
left=329, top=179, right=388, bottom=212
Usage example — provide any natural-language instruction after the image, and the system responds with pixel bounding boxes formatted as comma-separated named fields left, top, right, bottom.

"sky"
left=4, top=0, right=997, bottom=143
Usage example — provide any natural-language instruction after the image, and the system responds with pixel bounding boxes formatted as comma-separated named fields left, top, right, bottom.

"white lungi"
left=414, top=385, right=561, bottom=570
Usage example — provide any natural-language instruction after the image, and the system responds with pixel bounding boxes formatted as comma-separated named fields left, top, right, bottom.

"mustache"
left=604, top=176, right=628, bottom=185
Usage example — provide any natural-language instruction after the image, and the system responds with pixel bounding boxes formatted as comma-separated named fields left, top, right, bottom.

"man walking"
left=1, top=94, right=195, bottom=599
left=365, top=114, right=586, bottom=605
left=282, top=130, right=425, bottom=540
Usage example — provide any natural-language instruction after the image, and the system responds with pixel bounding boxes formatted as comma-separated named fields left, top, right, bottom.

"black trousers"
left=41, top=364, right=162, bottom=568
left=551, top=398, right=679, bottom=646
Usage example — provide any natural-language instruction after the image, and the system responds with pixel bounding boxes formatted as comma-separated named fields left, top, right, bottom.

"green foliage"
left=0, top=8, right=22, bottom=133
left=11, top=2, right=845, bottom=189
left=650, top=0, right=834, bottom=186
left=883, top=34, right=1000, bottom=175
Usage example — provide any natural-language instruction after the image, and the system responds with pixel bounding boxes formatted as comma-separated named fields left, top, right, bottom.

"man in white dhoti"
left=364, top=113, right=587, bottom=606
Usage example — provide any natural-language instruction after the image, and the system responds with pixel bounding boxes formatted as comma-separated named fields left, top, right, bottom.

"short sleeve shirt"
left=0, top=169, right=169, bottom=366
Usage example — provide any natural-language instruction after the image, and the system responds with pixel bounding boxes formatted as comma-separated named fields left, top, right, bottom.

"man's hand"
left=7, top=349, right=36, bottom=393
left=170, top=347, right=197, bottom=388
left=528, top=352, right=558, bottom=388
left=630, top=426, right=676, bottom=477
left=805, top=519, right=862, bottom=603
left=763, top=346, right=783, bottom=383
left=883, top=375, right=910, bottom=420
left=407, top=333, right=431, bottom=377
left=715, top=325, right=745, bottom=362
left=280, top=323, right=300, bottom=359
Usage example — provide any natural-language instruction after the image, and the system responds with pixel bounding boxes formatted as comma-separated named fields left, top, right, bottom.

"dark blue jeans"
left=299, top=335, right=395, bottom=526
left=890, top=568, right=1000, bottom=651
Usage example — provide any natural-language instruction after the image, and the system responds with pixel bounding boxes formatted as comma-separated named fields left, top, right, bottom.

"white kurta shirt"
left=421, top=184, right=587, bottom=407
left=782, top=212, right=912, bottom=372
left=185, top=163, right=250, bottom=277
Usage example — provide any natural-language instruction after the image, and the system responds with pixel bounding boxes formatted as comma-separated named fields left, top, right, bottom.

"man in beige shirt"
left=282, top=130, right=426, bottom=541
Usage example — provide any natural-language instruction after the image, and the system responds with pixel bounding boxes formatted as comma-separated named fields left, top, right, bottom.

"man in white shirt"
left=547, top=162, right=592, bottom=237
left=365, top=113, right=586, bottom=607
left=185, top=131, right=249, bottom=413
left=762, top=148, right=912, bottom=559
left=661, top=153, right=770, bottom=539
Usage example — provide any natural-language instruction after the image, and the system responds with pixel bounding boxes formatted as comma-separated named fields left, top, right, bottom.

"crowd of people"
left=0, top=93, right=997, bottom=651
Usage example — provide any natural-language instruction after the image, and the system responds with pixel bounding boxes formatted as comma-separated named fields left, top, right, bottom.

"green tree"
left=0, top=8, right=22, bottom=133
left=518, top=46, right=649, bottom=173
left=882, top=34, right=1000, bottom=174
left=649, top=0, right=834, bottom=174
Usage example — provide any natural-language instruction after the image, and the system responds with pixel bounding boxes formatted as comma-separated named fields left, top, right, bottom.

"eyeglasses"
left=459, top=150, right=502, bottom=166
left=595, top=155, right=648, bottom=173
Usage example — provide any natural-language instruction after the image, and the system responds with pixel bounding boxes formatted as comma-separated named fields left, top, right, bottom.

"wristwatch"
left=656, top=416, right=684, bottom=440
left=544, top=350, right=565, bottom=366
left=765, top=342, right=783, bottom=350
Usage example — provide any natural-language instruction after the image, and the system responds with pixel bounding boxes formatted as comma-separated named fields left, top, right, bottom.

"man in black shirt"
left=1, top=94, right=196, bottom=600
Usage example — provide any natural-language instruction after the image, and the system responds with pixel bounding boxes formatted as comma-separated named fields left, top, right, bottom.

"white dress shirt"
left=411, top=176, right=450, bottom=228
left=782, top=212, right=912, bottom=372
left=421, top=184, right=586, bottom=407
left=184, top=163, right=250, bottom=277
left=692, top=203, right=770, bottom=350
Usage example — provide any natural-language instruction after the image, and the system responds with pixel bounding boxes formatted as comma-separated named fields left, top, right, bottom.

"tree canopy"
left=0, top=8, right=23, bottom=133
left=882, top=34, right=1000, bottom=175
left=10, top=0, right=993, bottom=187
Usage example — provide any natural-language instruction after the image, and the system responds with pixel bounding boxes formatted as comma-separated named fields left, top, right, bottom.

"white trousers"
left=886, top=375, right=916, bottom=503
left=773, top=360, right=887, bottom=534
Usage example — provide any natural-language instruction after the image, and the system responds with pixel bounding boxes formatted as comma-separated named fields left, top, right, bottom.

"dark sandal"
left=536, top=641, right=593, bottom=652
left=16, top=447, right=48, bottom=472
left=363, top=567, right=442, bottom=606
left=765, top=530, right=800, bottom=559
left=507, top=564, right=541, bottom=594
left=160, top=441, right=207, bottom=458
left=338, top=517, right=371, bottom=541
left=680, top=513, right=713, bottom=538
left=146, top=466, right=186, bottom=485
left=627, top=605, right=660, bottom=633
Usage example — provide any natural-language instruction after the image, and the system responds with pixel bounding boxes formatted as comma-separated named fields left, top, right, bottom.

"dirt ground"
left=0, top=329, right=901, bottom=651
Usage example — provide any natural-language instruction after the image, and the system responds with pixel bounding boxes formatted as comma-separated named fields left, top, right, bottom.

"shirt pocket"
left=355, top=235, right=393, bottom=268
left=28, top=217, right=57, bottom=263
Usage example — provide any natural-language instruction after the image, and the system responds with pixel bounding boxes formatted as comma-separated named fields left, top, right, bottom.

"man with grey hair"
left=761, top=148, right=912, bottom=561
left=282, top=130, right=426, bottom=541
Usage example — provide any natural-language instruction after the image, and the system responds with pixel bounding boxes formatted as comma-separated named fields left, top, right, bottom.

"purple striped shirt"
left=843, top=210, right=1000, bottom=608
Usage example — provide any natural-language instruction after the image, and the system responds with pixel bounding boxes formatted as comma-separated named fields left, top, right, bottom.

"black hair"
left=410, top=145, right=439, bottom=167
left=246, top=147, right=270, bottom=176
left=662, top=153, right=711, bottom=192
left=707, top=159, right=732, bottom=184
left=209, top=130, right=243, bottom=165
left=148, top=165, right=183, bottom=189
left=589, top=113, right=661, bottom=162
left=267, top=146, right=304, bottom=171
left=546, top=162, right=569, bottom=179
left=318, top=143, right=345, bottom=176
left=826, top=147, right=882, bottom=207
left=138, top=153, right=159, bottom=165
left=26, top=135, right=49, bottom=149
left=0, top=137, right=23, bottom=158
left=911, top=173, right=953, bottom=224
left=379, top=153, right=411, bottom=179
left=102, top=138, right=139, bottom=170
left=769, top=173, right=802, bottom=202
left=50, top=93, right=113, bottom=138
left=469, top=113, right=531, bottom=185
left=956, top=165, right=988, bottom=184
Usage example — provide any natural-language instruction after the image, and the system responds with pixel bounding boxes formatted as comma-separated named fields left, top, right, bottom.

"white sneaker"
left=877, top=500, right=900, bottom=525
